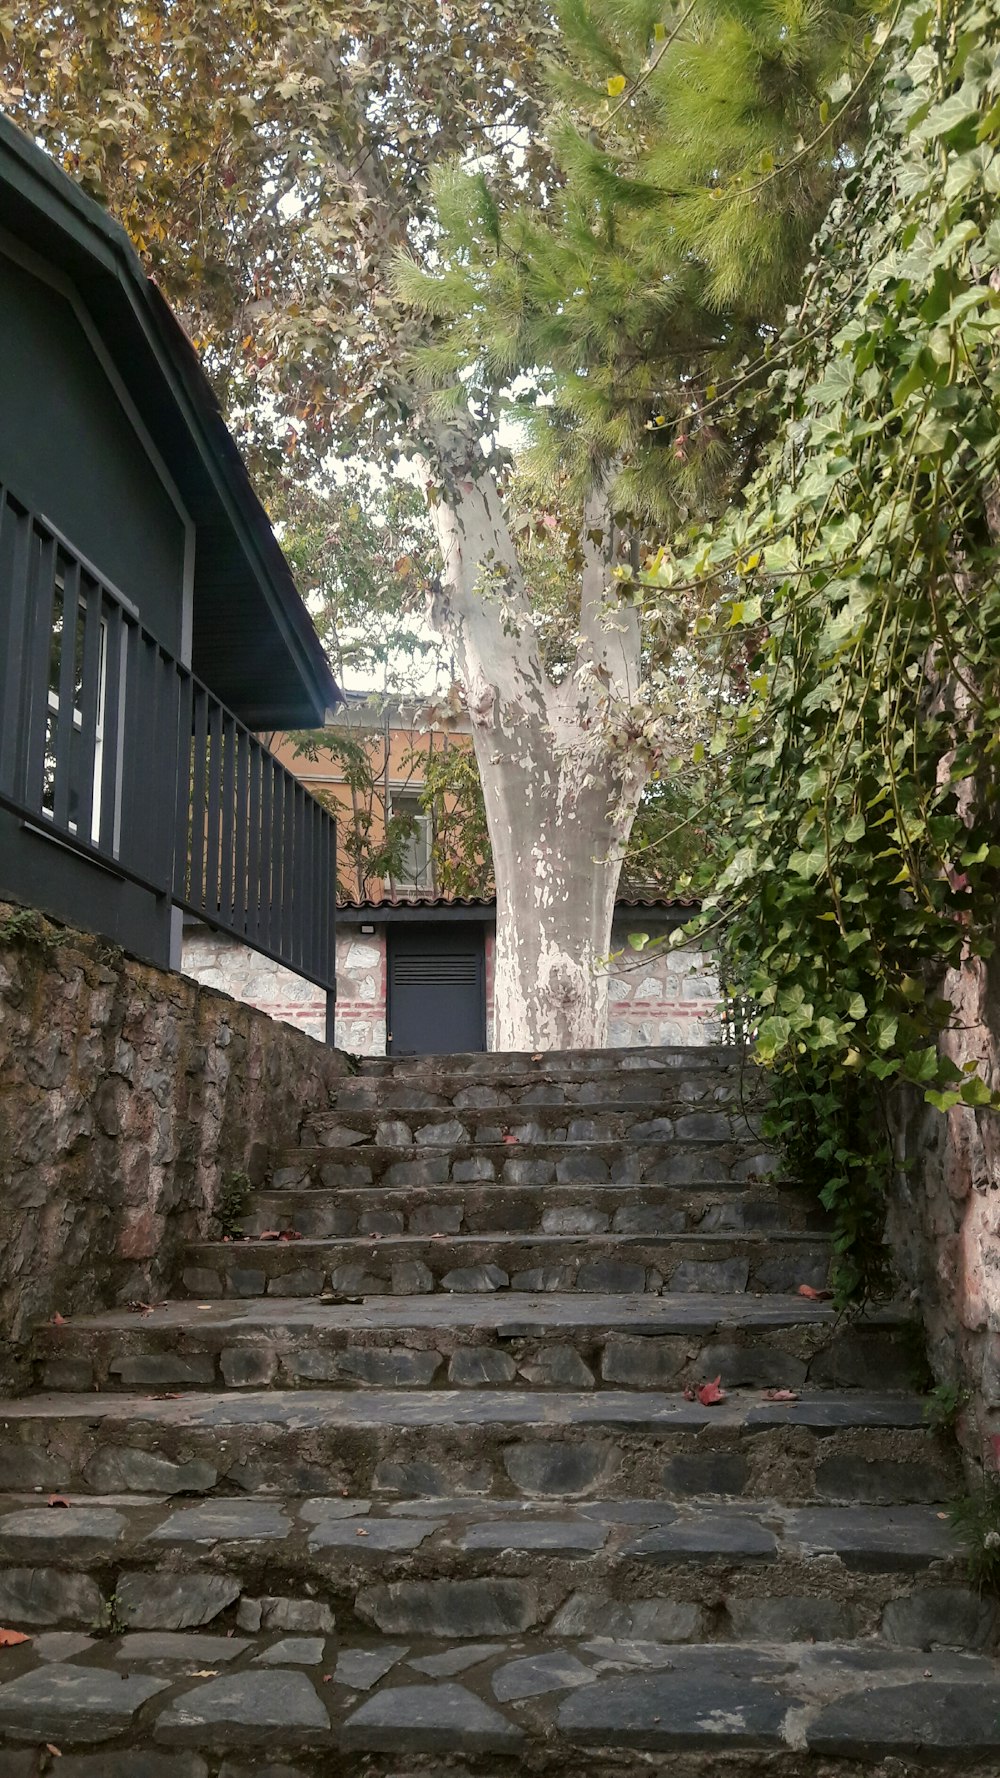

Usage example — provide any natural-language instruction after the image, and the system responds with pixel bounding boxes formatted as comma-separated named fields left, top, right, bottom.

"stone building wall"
left=607, top=925, right=722, bottom=1047
left=0, top=902, right=346, bottom=1389
left=182, top=919, right=722, bottom=1054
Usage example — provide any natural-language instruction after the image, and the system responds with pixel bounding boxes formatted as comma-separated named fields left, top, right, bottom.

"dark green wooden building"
left=0, top=117, right=341, bottom=1014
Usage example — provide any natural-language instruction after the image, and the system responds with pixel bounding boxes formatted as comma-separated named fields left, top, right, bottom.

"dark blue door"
left=387, top=923, right=486, bottom=1054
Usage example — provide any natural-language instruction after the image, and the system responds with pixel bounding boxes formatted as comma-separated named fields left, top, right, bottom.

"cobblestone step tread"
left=32, top=1291, right=908, bottom=1336
left=1, top=1387, right=929, bottom=1431
left=0, top=1637, right=999, bottom=1760
left=0, top=1493, right=961, bottom=1570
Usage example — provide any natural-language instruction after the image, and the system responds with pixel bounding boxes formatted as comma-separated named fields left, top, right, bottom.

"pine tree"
left=398, top=0, right=889, bottom=528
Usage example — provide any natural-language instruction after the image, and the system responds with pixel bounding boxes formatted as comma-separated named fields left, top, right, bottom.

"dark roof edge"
left=338, top=894, right=698, bottom=924
left=0, top=115, right=342, bottom=724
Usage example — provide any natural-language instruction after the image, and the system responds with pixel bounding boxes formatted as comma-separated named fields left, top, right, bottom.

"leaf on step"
left=258, top=1230, right=282, bottom=1241
left=189, top=1669, right=218, bottom=1678
left=46, top=1744, right=62, bottom=1757
left=797, top=1284, right=833, bottom=1300
left=696, top=1376, right=726, bottom=1406
left=682, top=1384, right=696, bottom=1401
left=0, top=1628, right=30, bottom=1646
left=152, top=1392, right=181, bottom=1400
left=531, top=1054, right=542, bottom=1061
left=51, top=1313, right=67, bottom=1326
left=47, top=1496, right=70, bottom=1508
left=502, top=1133, right=519, bottom=1145
left=763, top=1389, right=799, bottom=1402
left=356, top=1527, right=369, bottom=1536
left=278, top=1229, right=302, bottom=1241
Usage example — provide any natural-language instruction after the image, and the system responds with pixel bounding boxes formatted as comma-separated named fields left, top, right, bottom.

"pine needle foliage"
left=396, top=0, right=889, bottom=527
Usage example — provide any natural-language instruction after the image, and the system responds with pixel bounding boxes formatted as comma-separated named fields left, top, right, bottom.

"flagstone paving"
left=0, top=1044, right=997, bottom=1773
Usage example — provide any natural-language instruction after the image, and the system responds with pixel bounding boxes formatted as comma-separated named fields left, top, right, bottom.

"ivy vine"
left=647, top=0, right=1000, bottom=1298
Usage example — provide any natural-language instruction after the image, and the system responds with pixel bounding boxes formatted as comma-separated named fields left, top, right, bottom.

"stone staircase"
left=1, top=1044, right=999, bottom=1772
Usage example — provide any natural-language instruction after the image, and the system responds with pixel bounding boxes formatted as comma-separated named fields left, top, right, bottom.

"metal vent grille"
left=392, top=955, right=480, bottom=985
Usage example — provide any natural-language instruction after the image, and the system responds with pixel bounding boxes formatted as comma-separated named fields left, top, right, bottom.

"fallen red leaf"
left=50, top=1313, right=67, bottom=1327
left=764, top=1389, right=799, bottom=1402
left=682, top=1384, right=696, bottom=1401
left=258, top=1230, right=282, bottom=1241
left=47, top=1495, right=69, bottom=1509
left=696, top=1376, right=726, bottom=1406
left=502, top=1133, right=519, bottom=1145
left=0, top=1628, right=30, bottom=1646
left=278, top=1229, right=302, bottom=1241
left=797, top=1284, right=833, bottom=1300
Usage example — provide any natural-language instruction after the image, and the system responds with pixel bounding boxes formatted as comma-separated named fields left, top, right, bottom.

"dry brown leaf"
left=0, top=1628, right=30, bottom=1646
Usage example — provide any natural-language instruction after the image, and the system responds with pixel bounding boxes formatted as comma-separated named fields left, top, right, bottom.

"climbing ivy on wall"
left=647, top=0, right=1000, bottom=1297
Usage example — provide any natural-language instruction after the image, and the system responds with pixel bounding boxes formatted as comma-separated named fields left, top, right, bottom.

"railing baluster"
left=267, top=757, right=285, bottom=957
left=219, top=713, right=236, bottom=928
left=0, top=494, right=33, bottom=799
left=246, top=737, right=264, bottom=948
left=257, top=751, right=274, bottom=953
left=232, top=725, right=250, bottom=938
left=172, top=667, right=194, bottom=902
left=21, top=525, right=57, bottom=814
left=189, top=686, right=209, bottom=910
left=204, top=698, right=223, bottom=918
left=98, top=601, right=126, bottom=858
left=74, top=573, right=103, bottom=847
left=301, top=792, right=316, bottom=983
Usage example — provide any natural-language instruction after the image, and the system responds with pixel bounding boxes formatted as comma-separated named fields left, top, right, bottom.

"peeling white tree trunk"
left=418, top=441, right=646, bottom=1050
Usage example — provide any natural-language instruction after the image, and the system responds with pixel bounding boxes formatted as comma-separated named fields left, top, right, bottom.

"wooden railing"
left=0, top=485, right=337, bottom=1004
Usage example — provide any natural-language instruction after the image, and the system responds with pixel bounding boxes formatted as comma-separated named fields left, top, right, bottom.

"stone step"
left=1, top=1631, right=999, bottom=1763
left=0, top=1388, right=958, bottom=1502
left=303, top=1103, right=766, bottom=1150
left=0, top=1496, right=968, bottom=1643
left=30, top=1293, right=918, bottom=1396
left=268, top=1138, right=780, bottom=1191
left=357, top=1043, right=744, bottom=1079
left=243, top=1181, right=826, bottom=1241
left=180, top=1231, right=832, bottom=1301
left=332, top=1066, right=756, bottom=1112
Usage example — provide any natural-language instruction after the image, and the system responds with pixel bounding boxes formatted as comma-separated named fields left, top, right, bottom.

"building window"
left=389, top=790, right=433, bottom=889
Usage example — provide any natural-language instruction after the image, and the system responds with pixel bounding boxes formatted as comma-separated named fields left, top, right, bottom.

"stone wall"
left=607, top=924, right=722, bottom=1048
left=0, top=902, right=346, bottom=1389
left=182, top=924, right=329, bottom=1043
left=888, top=947, right=1000, bottom=1480
left=182, top=922, right=723, bottom=1055
left=336, top=931, right=388, bottom=1055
